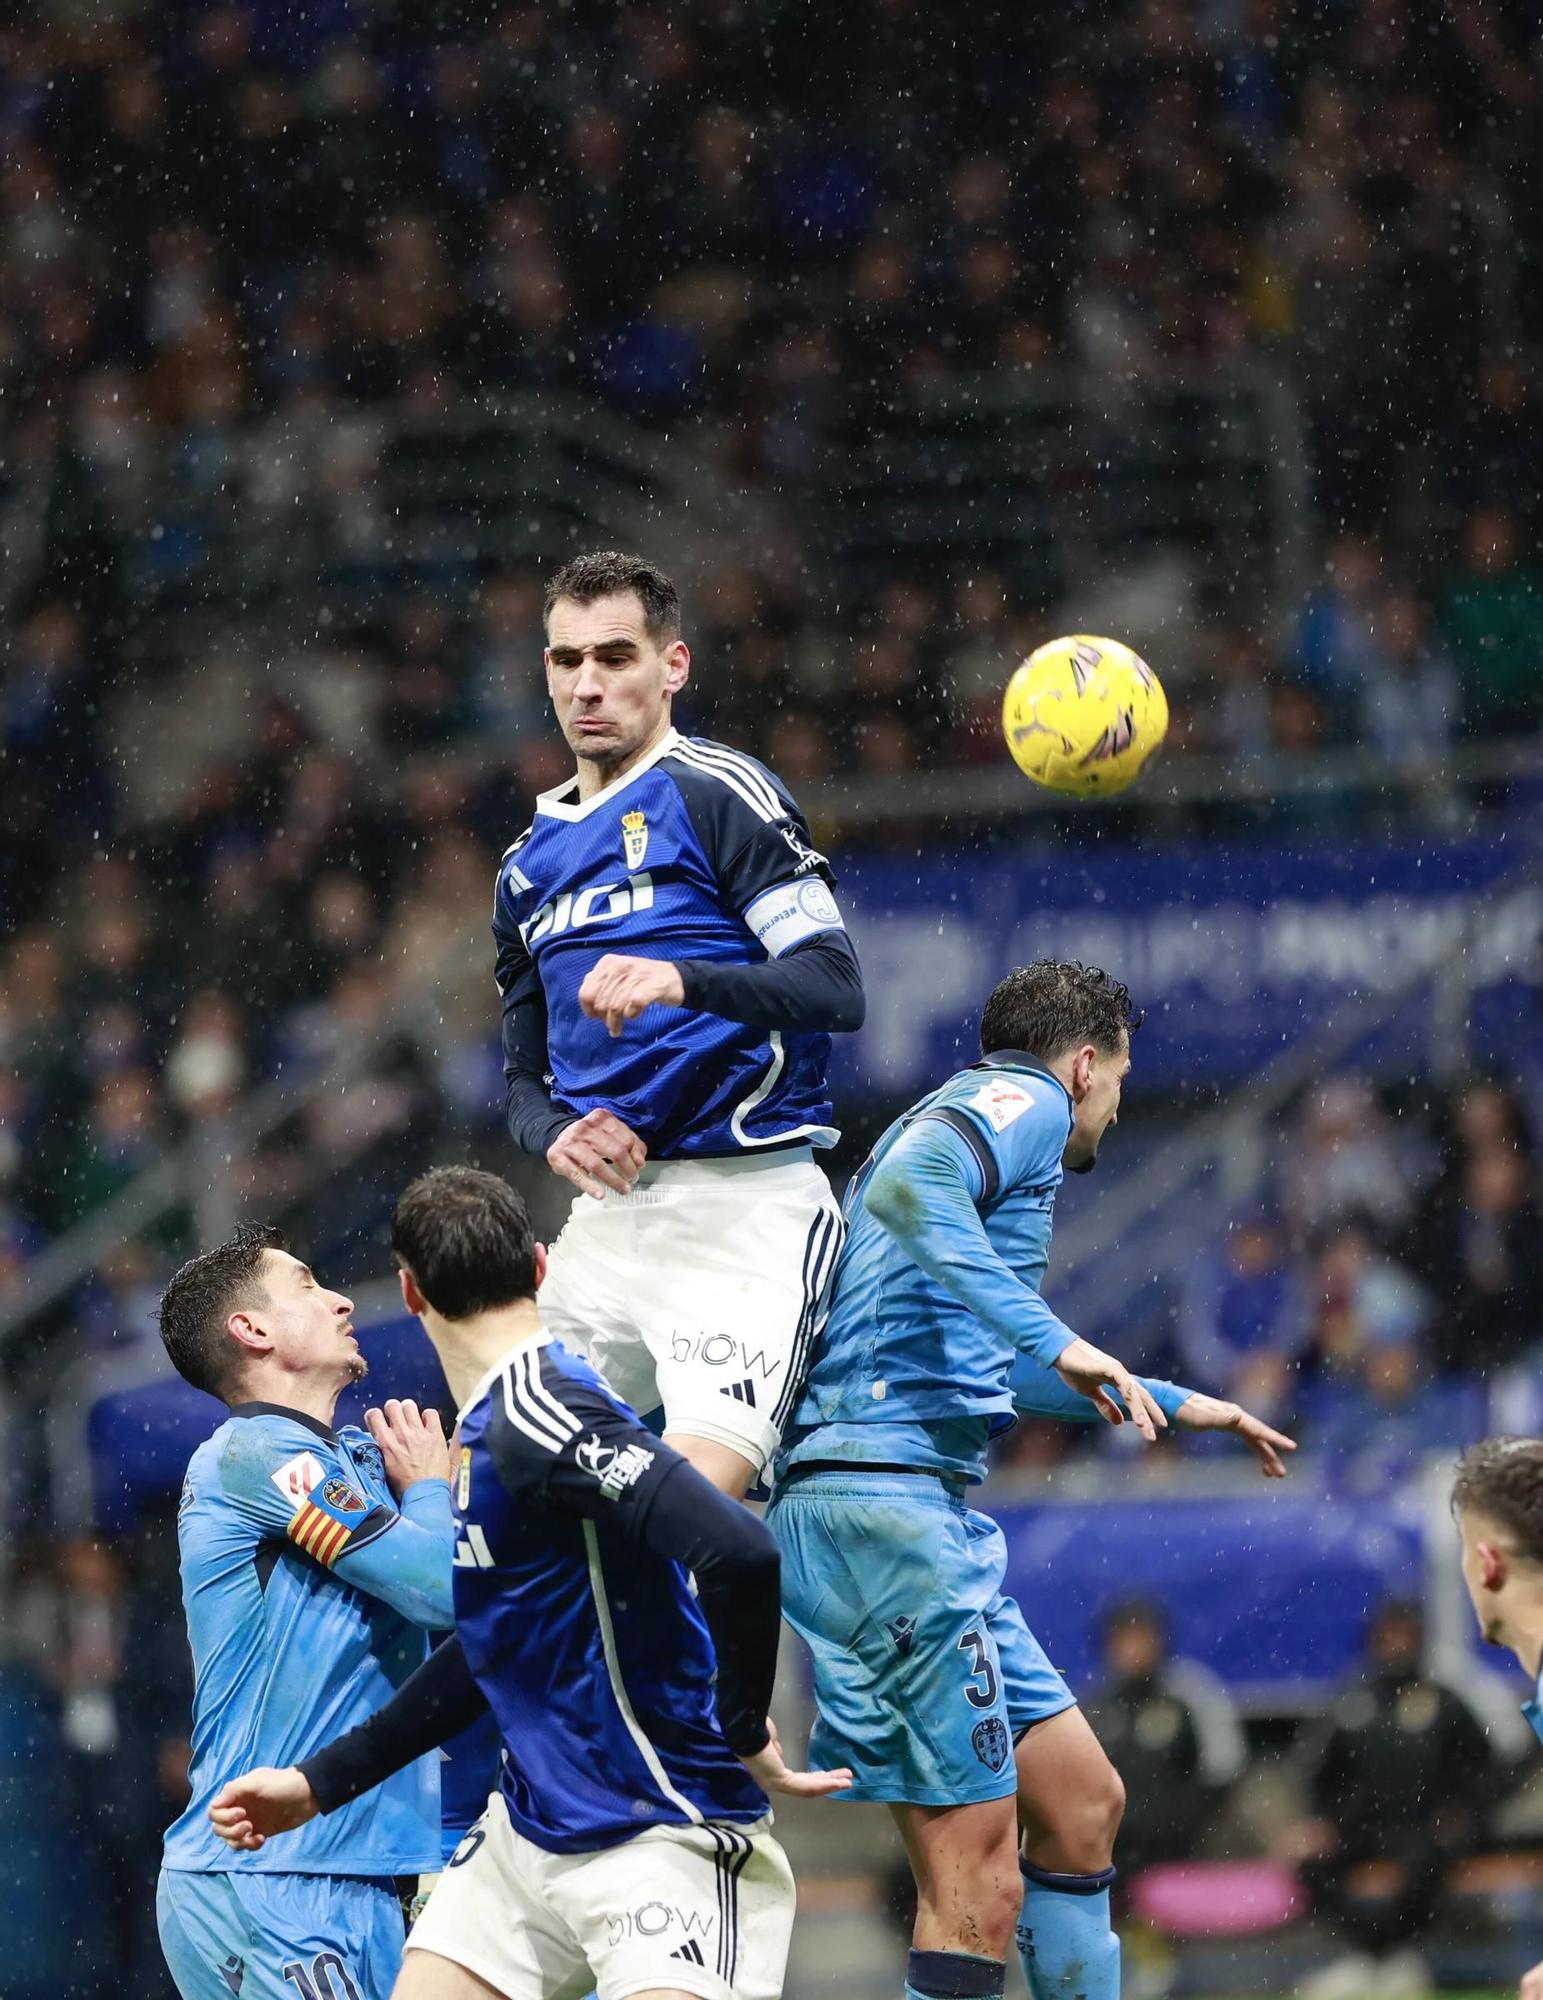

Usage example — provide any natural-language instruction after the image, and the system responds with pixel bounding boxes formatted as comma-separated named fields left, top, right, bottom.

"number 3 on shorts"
left=957, top=1628, right=999, bottom=1710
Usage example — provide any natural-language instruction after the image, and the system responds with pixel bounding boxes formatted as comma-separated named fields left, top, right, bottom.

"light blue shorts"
left=767, top=1469, right=1076, bottom=1806
left=157, top=1868, right=405, bottom=2000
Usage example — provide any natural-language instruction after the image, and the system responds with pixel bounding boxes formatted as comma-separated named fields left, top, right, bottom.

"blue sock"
left=1016, top=1860, right=1119, bottom=2000
left=905, top=1946, right=1006, bottom=2000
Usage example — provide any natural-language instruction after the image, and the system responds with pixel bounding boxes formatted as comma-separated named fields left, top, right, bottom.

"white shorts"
left=536, top=1150, right=843, bottom=1475
left=406, top=1791, right=794, bottom=2000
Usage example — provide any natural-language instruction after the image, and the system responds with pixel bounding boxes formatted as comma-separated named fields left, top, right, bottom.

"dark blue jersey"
left=495, top=729, right=852, bottom=1158
left=451, top=1336, right=770, bottom=1852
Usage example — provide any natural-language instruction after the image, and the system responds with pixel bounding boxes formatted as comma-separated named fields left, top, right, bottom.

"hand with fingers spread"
left=577, top=954, right=686, bottom=1038
left=738, top=1717, right=853, bottom=1801
left=208, top=1766, right=319, bottom=1852
left=365, top=1399, right=451, bottom=1499
left=1052, top=1336, right=1167, bottom=1441
left=1172, top=1392, right=1296, bottom=1478
left=546, top=1107, right=648, bottom=1200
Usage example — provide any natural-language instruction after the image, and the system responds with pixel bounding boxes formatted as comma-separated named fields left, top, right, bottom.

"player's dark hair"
left=543, top=551, right=681, bottom=642
left=1453, top=1438, right=1543, bottom=1564
left=391, top=1167, right=539, bottom=1320
left=980, top=960, right=1141, bottom=1062
left=157, top=1223, right=287, bottom=1400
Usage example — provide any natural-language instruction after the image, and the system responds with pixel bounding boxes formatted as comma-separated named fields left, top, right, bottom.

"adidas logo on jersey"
left=670, top=1941, right=706, bottom=1966
left=719, top=1379, right=758, bottom=1407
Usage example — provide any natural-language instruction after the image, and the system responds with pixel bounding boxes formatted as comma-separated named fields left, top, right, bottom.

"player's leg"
left=768, top=1471, right=1019, bottom=2000
left=536, top=1192, right=661, bottom=1420
left=553, top=1816, right=796, bottom=2000
left=991, top=1589, right=1123, bottom=2000
left=890, top=1794, right=1024, bottom=1970
left=647, top=1158, right=843, bottom=1496
left=402, top=1796, right=591, bottom=2000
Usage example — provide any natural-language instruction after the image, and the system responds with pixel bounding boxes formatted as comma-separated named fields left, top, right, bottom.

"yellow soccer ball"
left=1002, top=635, right=1169, bottom=797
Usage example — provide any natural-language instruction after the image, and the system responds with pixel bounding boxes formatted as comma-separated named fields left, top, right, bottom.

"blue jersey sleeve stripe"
left=524, top=1346, right=586, bottom=1439
left=499, top=1362, right=570, bottom=1454
left=671, top=742, right=779, bottom=823
left=678, top=737, right=786, bottom=819
left=916, top=1106, right=1000, bottom=1202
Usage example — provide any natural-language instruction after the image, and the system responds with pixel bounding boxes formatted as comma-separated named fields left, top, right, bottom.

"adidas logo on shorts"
left=719, top=1379, right=758, bottom=1407
left=671, top=1939, right=706, bottom=1966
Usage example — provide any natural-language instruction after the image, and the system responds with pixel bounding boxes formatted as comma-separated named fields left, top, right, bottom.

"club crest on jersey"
left=456, top=1447, right=472, bottom=1510
left=621, top=809, right=649, bottom=870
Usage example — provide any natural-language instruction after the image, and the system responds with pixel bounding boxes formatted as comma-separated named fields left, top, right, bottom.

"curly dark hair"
left=980, top=960, right=1141, bottom=1062
left=1452, top=1438, right=1543, bottom=1564
left=543, top=551, right=681, bottom=642
left=158, top=1222, right=286, bottom=1400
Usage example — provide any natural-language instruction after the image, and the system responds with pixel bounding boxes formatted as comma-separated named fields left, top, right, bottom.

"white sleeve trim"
left=742, top=878, right=846, bottom=957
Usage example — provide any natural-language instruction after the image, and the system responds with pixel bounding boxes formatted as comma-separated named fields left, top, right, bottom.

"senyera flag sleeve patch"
left=275, top=1456, right=391, bottom=1569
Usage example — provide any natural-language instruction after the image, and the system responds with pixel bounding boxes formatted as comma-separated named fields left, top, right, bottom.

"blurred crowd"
left=2, top=0, right=1542, bottom=810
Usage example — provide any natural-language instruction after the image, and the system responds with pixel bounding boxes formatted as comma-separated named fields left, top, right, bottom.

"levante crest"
left=621, top=810, right=649, bottom=869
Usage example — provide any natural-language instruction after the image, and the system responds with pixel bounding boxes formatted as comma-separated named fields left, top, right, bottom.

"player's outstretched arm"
left=209, top=1635, right=490, bottom=1848
left=1009, top=1356, right=1295, bottom=1477
left=1169, top=1392, right=1295, bottom=1478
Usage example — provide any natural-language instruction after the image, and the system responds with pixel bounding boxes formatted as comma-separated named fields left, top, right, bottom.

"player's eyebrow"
left=549, top=637, right=641, bottom=661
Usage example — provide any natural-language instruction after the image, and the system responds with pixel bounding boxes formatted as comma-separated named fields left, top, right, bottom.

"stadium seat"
left=1128, top=1859, right=1306, bottom=1938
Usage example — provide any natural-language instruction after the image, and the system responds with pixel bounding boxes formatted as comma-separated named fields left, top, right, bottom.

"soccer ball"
left=1002, top=636, right=1169, bottom=797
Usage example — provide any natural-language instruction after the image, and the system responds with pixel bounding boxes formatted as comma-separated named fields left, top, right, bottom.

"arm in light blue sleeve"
left=1007, top=1350, right=1195, bottom=1424
left=333, top=1478, right=455, bottom=1630
left=862, top=1115, right=1078, bottom=1368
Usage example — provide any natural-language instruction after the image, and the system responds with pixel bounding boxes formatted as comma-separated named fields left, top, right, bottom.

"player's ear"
left=1479, top=1541, right=1507, bottom=1592
left=663, top=640, right=690, bottom=697
left=533, top=1242, right=549, bottom=1293
left=398, top=1266, right=427, bottom=1317
left=226, top=1310, right=269, bottom=1356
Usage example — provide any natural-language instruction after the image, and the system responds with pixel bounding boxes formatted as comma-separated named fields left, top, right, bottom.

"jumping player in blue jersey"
left=768, top=961, right=1293, bottom=2000
left=207, top=1167, right=850, bottom=2000
left=154, top=1225, right=456, bottom=2000
left=495, top=551, right=863, bottom=1499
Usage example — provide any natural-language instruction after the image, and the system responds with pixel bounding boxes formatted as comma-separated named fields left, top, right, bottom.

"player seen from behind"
left=155, top=1225, right=455, bottom=2000
left=208, top=1166, right=850, bottom=2000
left=768, top=960, right=1294, bottom=2000
left=496, top=551, right=863, bottom=1499
left=1453, top=1438, right=1543, bottom=2000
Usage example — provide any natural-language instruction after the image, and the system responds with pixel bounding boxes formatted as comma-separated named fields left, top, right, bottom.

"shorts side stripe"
left=770, top=1205, right=843, bottom=1435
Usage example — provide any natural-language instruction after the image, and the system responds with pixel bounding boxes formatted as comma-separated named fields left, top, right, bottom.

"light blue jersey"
left=162, top=1403, right=453, bottom=1877
left=780, top=1051, right=1189, bottom=1484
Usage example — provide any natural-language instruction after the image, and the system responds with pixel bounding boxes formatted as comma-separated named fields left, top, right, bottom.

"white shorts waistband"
left=608, top=1146, right=818, bottom=1198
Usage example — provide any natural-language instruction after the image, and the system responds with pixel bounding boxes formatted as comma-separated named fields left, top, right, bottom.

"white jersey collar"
left=535, top=728, right=681, bottom=822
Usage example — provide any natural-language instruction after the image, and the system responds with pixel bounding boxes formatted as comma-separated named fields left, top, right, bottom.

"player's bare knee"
left=1025, top=1762, right=1123, bottom=1877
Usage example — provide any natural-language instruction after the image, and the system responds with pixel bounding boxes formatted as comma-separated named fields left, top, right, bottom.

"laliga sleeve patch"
left=743, top=878, right=846, bottom=957
left=286, top=1473, right=377, bottom=1567
left=270, top=1450, right=328, bottom=1506
left=969, top=1078, right=1035, bottom=1133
